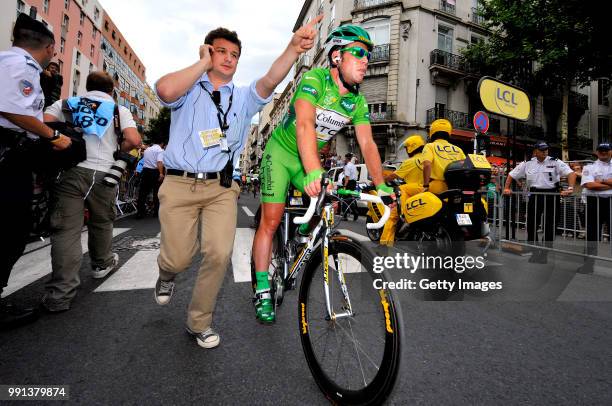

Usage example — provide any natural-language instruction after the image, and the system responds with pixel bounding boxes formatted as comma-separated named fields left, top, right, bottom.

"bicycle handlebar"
left=293, top=188, right=390, bottom=230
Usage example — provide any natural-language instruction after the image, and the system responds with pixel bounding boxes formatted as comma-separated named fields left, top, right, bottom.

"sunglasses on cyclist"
left=340, top=46, right=371, bottom=60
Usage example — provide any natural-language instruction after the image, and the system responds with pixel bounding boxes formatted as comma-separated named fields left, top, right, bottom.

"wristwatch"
left=49, top=130, right=61, bottom=142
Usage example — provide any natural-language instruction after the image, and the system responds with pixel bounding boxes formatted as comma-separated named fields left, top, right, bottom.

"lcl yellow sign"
left=478, top=77, right=531, bottom=121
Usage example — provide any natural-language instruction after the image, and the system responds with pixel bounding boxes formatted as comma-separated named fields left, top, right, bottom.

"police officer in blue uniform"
left=503, top=141, right=576, bottom=263
left=0, top=14, right=71, bottom=328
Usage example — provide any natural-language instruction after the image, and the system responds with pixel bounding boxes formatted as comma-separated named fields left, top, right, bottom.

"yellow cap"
left=402, top=135, right=425, bottom=154
left=429, top=119, right=452, bottom=137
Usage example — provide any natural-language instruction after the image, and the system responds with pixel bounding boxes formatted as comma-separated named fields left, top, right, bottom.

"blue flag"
left=66, top=97, right=115, bottom=138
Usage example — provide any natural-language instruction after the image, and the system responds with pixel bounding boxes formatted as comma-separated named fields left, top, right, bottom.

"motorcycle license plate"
left=293, top=190, right=302, bottom=197
left=464, top=203, right=473, bottom=213
left=290, top=197, right=303, bottom=206
left=456, top=214, right=472, bottom=226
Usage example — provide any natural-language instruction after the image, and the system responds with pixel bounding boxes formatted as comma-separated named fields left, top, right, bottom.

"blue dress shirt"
left=156, top=73, right=272, bottom=173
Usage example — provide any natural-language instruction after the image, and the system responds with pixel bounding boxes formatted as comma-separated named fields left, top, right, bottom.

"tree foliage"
left=464, top=0, right=610, bottom=94
left=144, top=107, right=170, bottom=144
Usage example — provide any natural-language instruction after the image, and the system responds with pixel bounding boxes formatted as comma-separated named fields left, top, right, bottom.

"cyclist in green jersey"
left=251, top=25, right=394, bottom=324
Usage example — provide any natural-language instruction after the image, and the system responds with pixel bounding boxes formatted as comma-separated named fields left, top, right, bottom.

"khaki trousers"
left=157, top=175, right=239, bottom=332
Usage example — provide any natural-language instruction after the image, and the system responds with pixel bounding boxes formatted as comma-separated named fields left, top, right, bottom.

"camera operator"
left=41, top=71, right=141, bottom=312
left=0, top=14, right=71, bottom=329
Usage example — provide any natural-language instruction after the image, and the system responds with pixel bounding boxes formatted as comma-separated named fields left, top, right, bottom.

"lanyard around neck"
left=200, top=82, right=234, bottom=133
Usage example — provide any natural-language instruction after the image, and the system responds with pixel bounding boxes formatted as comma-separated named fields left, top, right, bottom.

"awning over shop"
left=486, top=156, right=507, bottom=166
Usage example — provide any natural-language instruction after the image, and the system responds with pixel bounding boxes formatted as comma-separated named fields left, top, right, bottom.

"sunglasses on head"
left=340, top=46, right=371, bottom=60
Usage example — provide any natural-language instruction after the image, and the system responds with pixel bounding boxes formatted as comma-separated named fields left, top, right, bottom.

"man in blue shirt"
left=153, top=18, right=322, bottom=349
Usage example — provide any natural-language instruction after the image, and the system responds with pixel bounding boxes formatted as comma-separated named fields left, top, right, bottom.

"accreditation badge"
left=199, top=127, right=224, bottom=149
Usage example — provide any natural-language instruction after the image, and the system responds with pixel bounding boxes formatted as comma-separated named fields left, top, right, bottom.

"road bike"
left=251, top=177, right=403, bottom=405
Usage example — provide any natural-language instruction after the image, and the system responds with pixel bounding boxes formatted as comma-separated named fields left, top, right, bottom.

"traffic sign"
left=473, top=111, right=489, bottom=134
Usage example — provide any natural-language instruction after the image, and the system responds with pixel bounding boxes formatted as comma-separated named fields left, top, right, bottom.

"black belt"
left=167, top=169, right=218, bottom=179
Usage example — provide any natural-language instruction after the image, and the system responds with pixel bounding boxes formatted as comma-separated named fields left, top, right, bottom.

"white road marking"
left=241, top=206, right=255, bottom=217
left=232, top=228, right=255, bottom=282
left=95, top=249, right=159, bottom=292
left=2, top=228, right=130, bottom=298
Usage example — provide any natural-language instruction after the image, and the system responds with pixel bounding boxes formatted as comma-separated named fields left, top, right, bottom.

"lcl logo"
left=497, top=88, right=518, bottom=106
left=408, top=198, right=426, bottom=209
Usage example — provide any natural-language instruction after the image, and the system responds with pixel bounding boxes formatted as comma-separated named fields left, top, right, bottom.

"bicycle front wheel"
left=298, top=237, right=401, bottom=405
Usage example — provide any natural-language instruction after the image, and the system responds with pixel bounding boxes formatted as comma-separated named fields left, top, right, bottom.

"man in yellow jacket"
left=422, top=119, right=466, bottom=194
left=380, top=135, right=426, bottom=245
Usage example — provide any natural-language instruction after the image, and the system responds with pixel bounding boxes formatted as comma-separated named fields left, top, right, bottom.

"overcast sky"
left=99, top=0, right=305, bottom=90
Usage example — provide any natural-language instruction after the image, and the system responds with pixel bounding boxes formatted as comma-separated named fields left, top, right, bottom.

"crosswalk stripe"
left=95, top=249, right=160, bottom=292
left=241, top=206, right=255, bottom=217
left=2, top=227, right=131, bottom=298
left=232, top=228, right=255, bottom=282
left=5, top=224, right=371, bottom=296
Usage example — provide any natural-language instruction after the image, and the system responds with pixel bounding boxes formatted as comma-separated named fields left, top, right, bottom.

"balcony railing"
left=354, top=0, right=396, bottom=10
left=430, top=49, right=476, bottom=74
left=471, top=7, right=485, bottom=25
left=370, top=44, right=390, bottom=63
left=296, top=54, right=311, bottom=72
left=439, top=0, right=456, bottom=15
left=370, top=104, right=395, bottom=122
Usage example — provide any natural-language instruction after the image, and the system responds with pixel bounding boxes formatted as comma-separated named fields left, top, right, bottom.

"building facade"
left=4, top=0, right=104, bottom=98
left=99, top=12, right=147, bottom=130
left=280, top=0, right=610, bottom=164
left=143, top=82, right=161, bottom=129
left=1, top=0, right=160, bottom=132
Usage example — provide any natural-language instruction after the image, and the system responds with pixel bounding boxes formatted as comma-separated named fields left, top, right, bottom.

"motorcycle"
left=366, top=154, right=493, bottom=257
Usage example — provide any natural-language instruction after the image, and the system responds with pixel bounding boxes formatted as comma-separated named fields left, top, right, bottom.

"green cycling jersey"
left=271, top=67, right=370, bottom=156
left=260, top=67, right=370, bottom=203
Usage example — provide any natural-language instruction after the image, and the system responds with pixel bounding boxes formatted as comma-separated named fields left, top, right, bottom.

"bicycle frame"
left=281, top=203, right=355, bottom=321
left=283, top=187, right=390, bottom=321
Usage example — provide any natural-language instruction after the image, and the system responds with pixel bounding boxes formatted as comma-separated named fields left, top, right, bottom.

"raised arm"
left=255, top=15, right=323, bottom=99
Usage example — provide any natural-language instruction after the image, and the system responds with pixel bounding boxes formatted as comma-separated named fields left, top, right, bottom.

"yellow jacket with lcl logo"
left=421, top=139, right=466, bottom=180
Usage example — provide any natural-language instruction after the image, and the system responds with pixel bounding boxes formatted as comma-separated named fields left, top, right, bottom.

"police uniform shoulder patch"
left=20, top=79, right=34, bottom=96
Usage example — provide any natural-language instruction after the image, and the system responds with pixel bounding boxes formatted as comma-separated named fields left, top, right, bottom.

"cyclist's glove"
left=303, top=168, right=325, bottom=190
left=376, top=183, right=393, bottom=197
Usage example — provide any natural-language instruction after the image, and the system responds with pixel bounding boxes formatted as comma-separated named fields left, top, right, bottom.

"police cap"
left=533, top=141, right=549, bottom=151
left=13, top=13, right=54, bottom=41
left=596, top=142, right=611, bottom=151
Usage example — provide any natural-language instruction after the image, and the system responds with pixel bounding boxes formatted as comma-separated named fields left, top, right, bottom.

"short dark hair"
left=47, top=61, right=59, bottom=69
left=13, top=28, right=54, bottom=49
left=86, top=71, right=114, bottom=94
left=409, top=145, right=424, bottom=157
left=204, top=27, right=242, bottom=55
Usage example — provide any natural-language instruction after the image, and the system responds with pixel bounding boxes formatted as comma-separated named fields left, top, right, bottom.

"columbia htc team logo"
left=301, top=85, right=318, bottom=97
left=314, top=108, right=350, bottom=142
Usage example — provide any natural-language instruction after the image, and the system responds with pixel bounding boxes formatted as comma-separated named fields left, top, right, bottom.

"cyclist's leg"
left=251, top=139, right=297, bottom=322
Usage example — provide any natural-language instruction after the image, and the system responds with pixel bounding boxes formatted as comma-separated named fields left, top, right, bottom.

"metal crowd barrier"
left=116, top=172, right=139, bottom=216
left=486, top=188, right=612, bottom=262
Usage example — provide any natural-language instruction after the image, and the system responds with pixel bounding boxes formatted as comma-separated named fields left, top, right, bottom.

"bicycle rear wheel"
left=298, top=237, right=401, bottom=405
